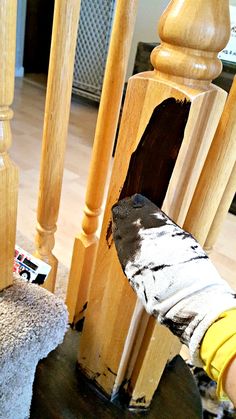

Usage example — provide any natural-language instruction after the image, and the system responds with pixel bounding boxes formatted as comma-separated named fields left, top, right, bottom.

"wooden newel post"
left=0, top=0, right=18, bottom=290
left=66, top=0, right=138, bottom=324
left=35, top=0, right=81, bottom=292
left=128, top=1, right=231, bottom=408
left=78, top=0, right=230, bottom=408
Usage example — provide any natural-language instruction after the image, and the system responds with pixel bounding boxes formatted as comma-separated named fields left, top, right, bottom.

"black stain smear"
left=106, top=98, right=191, bottom=246
left=92, top=372, right=101, bottom=381
left=106, top=220, right=113, bottom=249
left=129, top=255, right=207, bottom=282
left=130, top=265, right=148, bottom=277
left=143, top=288, right=148, bottom=303
left=130, top=263, right=171, bottom=279
left=112, top=196, right=170, bottom=268
left=152, top=264, right=171, bottom=272
left=120, top=98, right=191, bottom=203
left=112, top=196, right=169, bottom=267
left=180, top=255, right=208, bottom=264
left=79, top=301, right=88, bottom=314
left=75, top=302, right=88, bottom=331
left=161, top=314, right=196, bottom=345
left=75, top=317, right=85, bottom=332
left=133, top=396, right=146, bottom=404
left=171, top=231, right=190, bottom=239
left=107, top=367, right=117, bottom=376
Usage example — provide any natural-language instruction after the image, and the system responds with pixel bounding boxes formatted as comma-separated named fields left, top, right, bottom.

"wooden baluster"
left=205, top=162, right=236, bottom=253
left=35, top=0, right=81, bottom=292
left=78, top=0, right=230, bottom=407
left=184, top=76, right=236, bottom=246
left=0, top=0, right=18, bottom=290
left=66, top=0, right=138, bottom=324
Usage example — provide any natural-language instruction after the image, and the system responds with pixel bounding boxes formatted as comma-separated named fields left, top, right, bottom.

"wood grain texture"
left=184, top=76, right=236, bottom=246
left=10, top=80, right=235, bottom=293
left=126, top=1, right=230, bottom=407
left=128, top=321, right=180, bottom=408
left=0, top=0, right=18, bottom=290
left=124, top=86, right=226, bottom=410
left=78, top=0, right=230, bottom=407
left=205, top=162, right=236, bottom=252
left=152, top=0, right=230, bottom=87
left=35, top=0, right=81, bottom=292
left=66, top=0, right=138, bottom=323
left=8, top=73, right=235, bottom=411
left=78, top=74, right=226, bottom=399
left=30, top=329, right=202, bottom=419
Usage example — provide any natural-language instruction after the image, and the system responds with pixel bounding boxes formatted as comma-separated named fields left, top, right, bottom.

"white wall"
left=126, top=0, right=170, bottom=80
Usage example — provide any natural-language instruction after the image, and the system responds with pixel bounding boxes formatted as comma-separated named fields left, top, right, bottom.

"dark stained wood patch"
left=119, top=98, right=191, bottom=204
left=107, top=98, right=191, bottom=246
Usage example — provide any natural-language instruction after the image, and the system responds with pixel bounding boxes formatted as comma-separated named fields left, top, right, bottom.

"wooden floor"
left=30, top=329, right=202, bottom=419
left=11, top=78, right=236, bottom=291
left=11, top=78, right=98, bottom=270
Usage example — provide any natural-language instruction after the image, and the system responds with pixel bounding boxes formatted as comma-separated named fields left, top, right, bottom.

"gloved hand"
left=112, top=194, right=236, bottom=366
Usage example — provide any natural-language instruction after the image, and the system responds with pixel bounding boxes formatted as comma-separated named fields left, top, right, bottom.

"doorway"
left=23, top=0, right=54, bottom=85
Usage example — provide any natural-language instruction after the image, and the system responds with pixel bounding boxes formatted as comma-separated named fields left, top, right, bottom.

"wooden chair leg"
left=35, top=0, right=81, bottom=292
left=0, top=0, right=18, bottom=290
left=66, top=0, right=138, bottom=324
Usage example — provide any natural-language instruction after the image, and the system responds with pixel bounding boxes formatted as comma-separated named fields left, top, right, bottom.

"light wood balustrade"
left=0, top=0, right=18, bottom=290
left=66, top=0, right=138, bottom=324
left=78, top=0, right=231, bottom=408
left=35, top=0, right=81, bottom=292
left=184, top=76, right=236, bottom=247
left=205, top=162, right=236, bottom=253
left=0, top=0, right=234, bottom=412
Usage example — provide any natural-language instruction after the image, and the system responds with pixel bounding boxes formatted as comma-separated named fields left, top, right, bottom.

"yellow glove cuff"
left=200, top=309, right=236, bottom=399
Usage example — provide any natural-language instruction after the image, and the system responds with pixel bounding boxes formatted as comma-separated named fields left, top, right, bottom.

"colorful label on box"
left=14, top=245, right=51, bottom=285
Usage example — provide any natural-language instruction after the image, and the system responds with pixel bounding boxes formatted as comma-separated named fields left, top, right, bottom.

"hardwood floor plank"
left=30, top=330, right=202, bottom=419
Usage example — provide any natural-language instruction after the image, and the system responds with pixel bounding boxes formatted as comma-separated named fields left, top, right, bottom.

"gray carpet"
left=0, top=279, right=68, bottom=419
left=0, top=228, right=69, bottom=418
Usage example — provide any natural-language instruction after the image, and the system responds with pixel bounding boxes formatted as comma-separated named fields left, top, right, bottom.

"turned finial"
left=151, top=0, right=230, bottom=87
